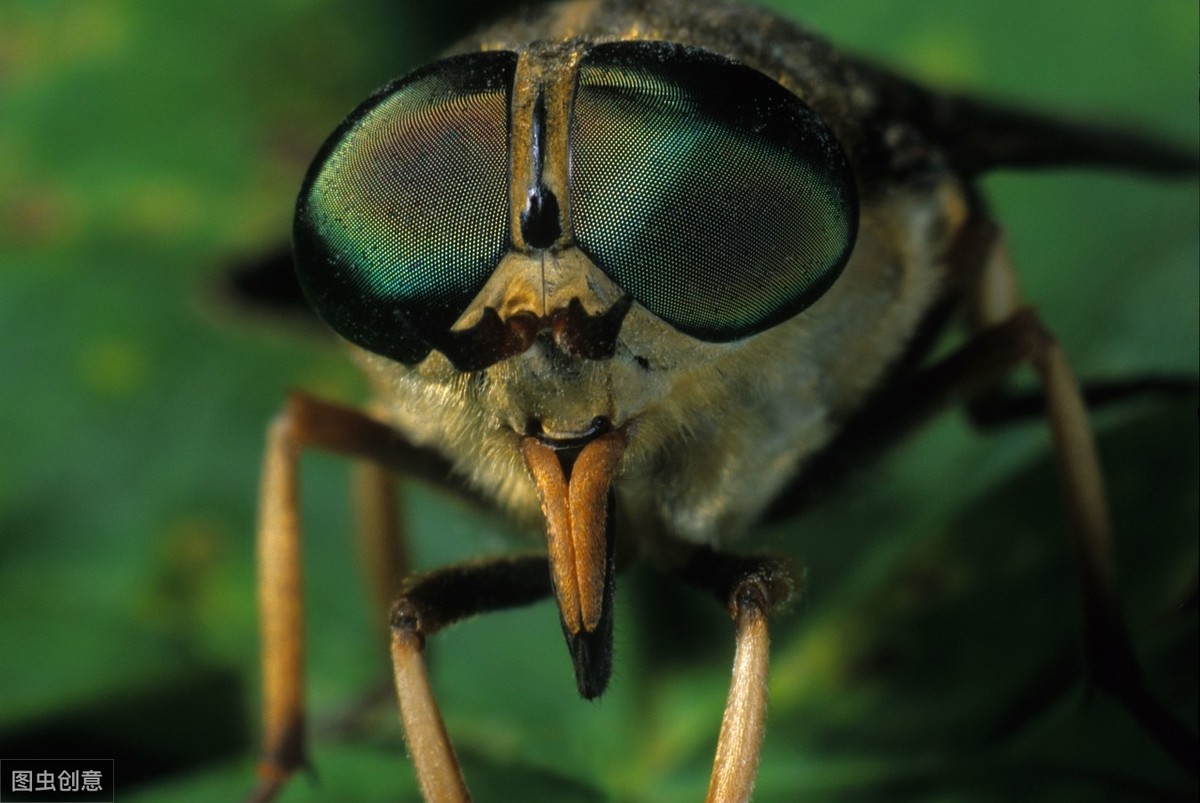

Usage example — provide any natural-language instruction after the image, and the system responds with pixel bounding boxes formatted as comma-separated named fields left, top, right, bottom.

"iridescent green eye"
left=570, top=42, right=858, bottom=341
left=294, top=51, right=516, bottom=364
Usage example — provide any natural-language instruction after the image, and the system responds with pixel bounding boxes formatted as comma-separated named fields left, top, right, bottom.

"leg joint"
left=389, top=597, right=435, bottom=640
left=729, top=560, right=797, bottom=620
left=675, top=546, right=799, bottom=619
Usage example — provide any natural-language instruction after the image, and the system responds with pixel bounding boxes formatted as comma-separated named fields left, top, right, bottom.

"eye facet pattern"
left=294, top=51, right=517, bottom=364
left=571, top=41, right=858, bottom=342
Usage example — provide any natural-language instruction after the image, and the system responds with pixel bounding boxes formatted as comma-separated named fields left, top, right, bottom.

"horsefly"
left=248, top=1, right=1198, bottom=799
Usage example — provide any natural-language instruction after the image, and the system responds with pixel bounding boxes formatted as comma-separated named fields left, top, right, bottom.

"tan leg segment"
left=249, top=393, right=483, bottom=802
left=391, top=628, right=471, bottom=803
left=969, top=230, right=1197, bottom=770
left=706, top=581, right=773, bottom=803
left=250, top=412, right=307, bottom=802
left=674, top=550, right=795, bottom=803
left=967, top=231, right=1127, bottom=678
left=353, top=460, right=410, bottom=644
left=387, top=555, right=554, bottom=802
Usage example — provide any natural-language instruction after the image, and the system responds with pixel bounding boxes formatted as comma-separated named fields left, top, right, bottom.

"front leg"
left=390, top=555, right=554, bottom=802
left=677, top=549, right=798, bottom=803
left=252, top=404, right=307, bottom=799
left=248, top=392, right=484, bottom=803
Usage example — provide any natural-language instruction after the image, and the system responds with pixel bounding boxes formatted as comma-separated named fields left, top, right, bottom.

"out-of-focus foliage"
left=0, top=1, right=1194, bottom=801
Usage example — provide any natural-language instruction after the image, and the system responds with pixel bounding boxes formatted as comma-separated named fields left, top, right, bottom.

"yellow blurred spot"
left=123, top=181, right=200, bottom=239
left=164, top=517, right=226, bottom=568
left=771, top=614, right=858, bottom=706
left=0, top=3, right=128, bottom=88
left=58, top=2, right=129, bottom=60
left=899, top=29, right=981, bottom=87
left=0, top=182, right=79, bottom=249
left=297, top=358, right=367, bottom=402
left=78, top=338, right=147, bottom=399
left=140, top=516, right=230, bottom=638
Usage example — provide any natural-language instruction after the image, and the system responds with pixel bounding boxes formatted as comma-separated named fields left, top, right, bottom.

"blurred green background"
left=0, top=1, right=1195, bottom=801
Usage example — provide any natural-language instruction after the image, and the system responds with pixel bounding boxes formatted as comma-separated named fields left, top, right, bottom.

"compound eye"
left=570, top=42, right=858, bottom=341
left=294, top=51, right=517, bottom=364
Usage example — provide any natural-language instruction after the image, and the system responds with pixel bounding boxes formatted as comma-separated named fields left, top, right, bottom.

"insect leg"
left=676, top=549, right=797, bottom=803
left=767, top=306, right=1062, bottom=521
left=249, top=392, right=488, bottom=802
left=284, top=460, right=411, bottom=742
left=390, top=555, right=553, bottom=803
left=251, top=407, right=308, bottom=803
left=965, top=227, right=1198, bottom=772
left=352, top=459, right=409, bottom=653
left=764, top=225, right=1195, bottom=769
left=967, top=374, right=1198, bottom=428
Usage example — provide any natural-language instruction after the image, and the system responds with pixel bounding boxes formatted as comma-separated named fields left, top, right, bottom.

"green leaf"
left=0, top=1, right=1194, bottom=801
